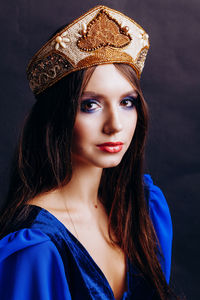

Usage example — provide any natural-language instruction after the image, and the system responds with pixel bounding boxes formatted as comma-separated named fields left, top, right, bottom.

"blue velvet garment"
left=0, top=174, right=172, bottom=300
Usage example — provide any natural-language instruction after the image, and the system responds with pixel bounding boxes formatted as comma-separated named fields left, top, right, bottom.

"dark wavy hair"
left=0, top=63, right=177, bottom=299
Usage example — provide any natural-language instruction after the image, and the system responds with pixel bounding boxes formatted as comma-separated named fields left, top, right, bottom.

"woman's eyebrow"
left=121, top=90, right=138, bottom=98
left=81, top=89, right=138, bottom=98
left=81, top=91, right=102, bottom=98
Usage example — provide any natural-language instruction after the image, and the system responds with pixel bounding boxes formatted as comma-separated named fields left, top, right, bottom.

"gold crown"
left=27, top=5, right=150, bottom=94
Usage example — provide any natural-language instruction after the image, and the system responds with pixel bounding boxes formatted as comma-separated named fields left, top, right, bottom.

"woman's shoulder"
left=0, top=228, right=71, bottom=300
left=143, top=174, right=172, bottom=228
left=0, top=228, right=52, bottom=261
left=143, top=174, right=173, bottom=283
left=0, top=203, right=65, bottom=263
left=143, top=174, right=170, bottom=212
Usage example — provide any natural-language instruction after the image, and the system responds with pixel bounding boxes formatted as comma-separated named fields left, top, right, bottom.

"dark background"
left=0, top=0, right=199, bottom=298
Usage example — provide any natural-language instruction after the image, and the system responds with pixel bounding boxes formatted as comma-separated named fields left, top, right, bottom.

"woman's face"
left=72, top=64, right=138, bottom=168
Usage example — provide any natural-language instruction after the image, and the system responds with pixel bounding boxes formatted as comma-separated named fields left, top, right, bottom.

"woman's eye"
left=80, top=100, right=100, bottom=113
left=120, top=97, right=137, bottom=109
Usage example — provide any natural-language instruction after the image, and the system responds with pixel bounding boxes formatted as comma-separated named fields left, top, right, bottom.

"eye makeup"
left=80, top=99, right=101, bottom=113
left=120, top=96, right=138, bottom=109
left=79, top=91, right=139, bottom=113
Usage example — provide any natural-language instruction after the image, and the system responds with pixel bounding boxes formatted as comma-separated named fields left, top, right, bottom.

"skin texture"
left=72, top=64, right=138, bottom=169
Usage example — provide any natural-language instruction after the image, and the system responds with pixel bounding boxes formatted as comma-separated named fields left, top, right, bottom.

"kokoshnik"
left=27, top=5, right=150, bottom=95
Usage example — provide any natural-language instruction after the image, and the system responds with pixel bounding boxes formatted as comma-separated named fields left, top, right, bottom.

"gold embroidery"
left=135, top=47, right=148, bottom=71
left=27, top=52, right=73, bottom=94
left=77, top=47, right=132, bottom=67
left=26, top=5, right=149, bottom=94
left=77, top=9, right=131, bottom=52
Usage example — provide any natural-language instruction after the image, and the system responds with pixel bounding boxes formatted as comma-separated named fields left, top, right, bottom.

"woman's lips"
left=97, top=142, right=123, bottom=153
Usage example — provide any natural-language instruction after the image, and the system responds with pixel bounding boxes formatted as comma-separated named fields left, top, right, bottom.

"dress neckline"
left=25, top=204, right=130, bottom=300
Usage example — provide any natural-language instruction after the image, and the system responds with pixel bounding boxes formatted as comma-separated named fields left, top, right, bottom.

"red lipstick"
left=97, top=142, right=123, bottom=153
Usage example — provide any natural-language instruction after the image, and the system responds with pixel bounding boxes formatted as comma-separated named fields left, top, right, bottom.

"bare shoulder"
left=26, top=190, right=76, bottom=232
left=27, top=189, right=62, bottom=212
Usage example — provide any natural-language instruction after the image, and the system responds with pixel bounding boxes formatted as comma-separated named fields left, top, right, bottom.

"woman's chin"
left=96, top=157, right=123, bottom=168
left=72, top=152, right=123, bottom=169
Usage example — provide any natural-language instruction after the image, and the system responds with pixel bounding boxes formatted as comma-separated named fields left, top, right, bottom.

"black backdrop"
left=0, top=0, right=199, bottom=298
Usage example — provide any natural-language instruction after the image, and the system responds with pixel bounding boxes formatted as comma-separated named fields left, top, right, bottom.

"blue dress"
left=0, top=175, right=172, bottom=299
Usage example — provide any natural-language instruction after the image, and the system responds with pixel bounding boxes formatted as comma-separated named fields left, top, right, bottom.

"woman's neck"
left=27, top=160, right=103, bottom=214
left=58, top=160, right=103, bottom=210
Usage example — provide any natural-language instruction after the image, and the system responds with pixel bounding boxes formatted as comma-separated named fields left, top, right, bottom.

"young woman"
left=0, top=6, right=174, bottom=300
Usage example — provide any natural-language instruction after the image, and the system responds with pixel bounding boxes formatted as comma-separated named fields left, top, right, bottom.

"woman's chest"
left=67, top=221, right=128, bottom=300
left=28, top=203, right=128, bottom=299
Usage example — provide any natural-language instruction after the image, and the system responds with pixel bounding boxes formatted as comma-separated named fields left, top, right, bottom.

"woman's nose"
left=103, top=108, right=123, bottom=135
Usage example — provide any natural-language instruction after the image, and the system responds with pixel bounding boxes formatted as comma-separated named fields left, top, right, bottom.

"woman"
left=0, top=5, right=173, bottom=300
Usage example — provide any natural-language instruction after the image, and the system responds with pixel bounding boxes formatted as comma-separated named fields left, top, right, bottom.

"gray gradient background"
left=0, top=0, right=199, bottom=299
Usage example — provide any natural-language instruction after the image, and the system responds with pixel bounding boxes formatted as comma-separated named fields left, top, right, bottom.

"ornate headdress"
left=27, top=5, right=150, bottom=95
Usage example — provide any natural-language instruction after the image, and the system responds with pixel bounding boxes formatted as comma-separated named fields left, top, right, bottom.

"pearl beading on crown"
left=27, top=5, right=150, bottom=95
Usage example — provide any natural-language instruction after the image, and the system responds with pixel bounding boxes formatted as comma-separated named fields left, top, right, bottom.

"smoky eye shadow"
left=80, top=99, right=100, bottom=113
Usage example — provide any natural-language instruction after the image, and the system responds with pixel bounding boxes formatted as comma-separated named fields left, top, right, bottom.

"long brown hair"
left=0, top=64, right=174, bottom=299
